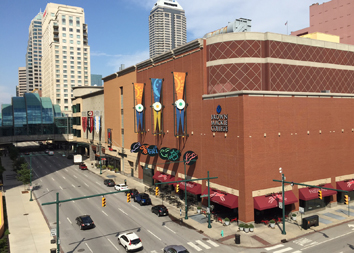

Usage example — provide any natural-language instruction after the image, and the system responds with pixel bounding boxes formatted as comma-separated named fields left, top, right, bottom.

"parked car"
left=125, top=189, right=139, bottom=199
left=151, top=205, right=168, bottom=217
left=163, top=245, right=190, bottom=253
left=48, top=151, right=54, bottom=156
left=24, top=152, right=30, bottom=155
left=118, top=232, right=143, bottom=252
left=75, top=215, right=95, bottom=230
left=134, top=193, right=151, bottom=206
left=114, top=184, right=129, bottom=191
left=104, top=179, right=115, bottom=187
left=79, top=163, right=87, bottom=170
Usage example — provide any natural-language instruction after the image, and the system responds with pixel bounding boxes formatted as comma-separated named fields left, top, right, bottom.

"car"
left=75, top=215, right=95, bottom=230
left=48, top=151, right=54, bottom=156
left=114, top=184, right=129, bottom=191
left=125, top=189, right=139, bottom=199
left=163, top=245, right=190, bottom=253
left=79, top=163, right=87, bottom=170
left=24, top=152, right=30, bottom=155
left=118, top=232, right=143, bottom=252
left=134, top=193, right=151, bottom=206
left=151, top=205, right=168, bottom=217
left=104, top=179, right=115, bottom=187
left=62, top=153, right=66, bottom=157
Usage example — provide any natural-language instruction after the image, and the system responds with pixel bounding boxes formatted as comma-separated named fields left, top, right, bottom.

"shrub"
left=224, top=217, right=230, bottom=222
left=292, top=213, right=297, bottom=217
left=249, top=223, right=254, bottom=228
left=102, top=165, right=106, bottom=170
left=269, top=219, right=275, bottom=223
left=239, top=223, right=245, bottom=228
left=244, top=224, right=249, bottom=228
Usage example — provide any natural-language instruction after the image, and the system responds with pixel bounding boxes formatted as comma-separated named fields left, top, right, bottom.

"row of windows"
left=62, top=34, right=81, bottom=39
left=55, top=45, right=88, bottom=52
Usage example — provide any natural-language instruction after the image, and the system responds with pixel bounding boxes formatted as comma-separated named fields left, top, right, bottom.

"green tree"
left=16, top=164, right=30, bottom=185
left=13, top=157, right=26, bottom=172
left=8, top=144, right=19, bottom=161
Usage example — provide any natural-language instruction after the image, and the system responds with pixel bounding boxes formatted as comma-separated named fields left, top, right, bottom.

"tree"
left=8, top=144, right=19, bottom=161
left=16, top=164, right=30, bottom=186
left=13, top=157, right=26, bottom=172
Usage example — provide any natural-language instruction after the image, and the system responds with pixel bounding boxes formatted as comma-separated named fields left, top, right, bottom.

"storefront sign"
left=183, top=151, right=198, bottom=165
left=130, top=142, right=141, bottom=153
left=168, top=148, right=180, bottom=161
left=139, top=144, right=149, bottom=155
left=147, top=145, right=159, bottom=156
left=211, top=105, right=228, bottom=132
left=107, top=128, right=112, bottom=146
left=159, top=147, right=170, bottom=160
left=210, top=192, right=225, bottom=201
left=268, top=193, right=287, bottom=204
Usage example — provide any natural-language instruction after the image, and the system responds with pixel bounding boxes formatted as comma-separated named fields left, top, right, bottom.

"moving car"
left=125, top=189, right=139, bottom=199
left=104, top=179, right=115, bottom=187
left=24, top=152, right=30, bottom=155
left=151, top=205, right=168, bottom=217
left=48, top=151, right=54, bottom=156
left=75, top=215, right=95, bottom=230
left=163, top=245, right=190, bottom=253
left=114, top=183, right=129, bottom=191
left=134, top=193, right=151, bottom=206
left=118, top=232, right=143, bottom=252
left=79, top=163, right=87, bottom=170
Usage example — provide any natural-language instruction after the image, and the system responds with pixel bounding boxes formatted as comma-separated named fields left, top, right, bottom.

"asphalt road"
left=27, top=152, right=237, bottom=253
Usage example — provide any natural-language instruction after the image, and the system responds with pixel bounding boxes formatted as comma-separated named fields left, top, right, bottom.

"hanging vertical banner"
left=82, top=117, right=87, bottom=132
left=134, top=83, right=145, bottom=132
left=94, top=116, right=100, bottom=134
left=87, top=116, right=91, bottom=133
left=107, top=128, right=112, bottom=145
left=173, top=72, right=186, bottom=135
left=151, top=78, right=163, bottom=133
left=90, top=117, right=94, bottom=133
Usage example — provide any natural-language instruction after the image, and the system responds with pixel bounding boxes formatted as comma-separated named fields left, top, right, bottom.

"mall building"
left=103, top=32, right=354, bottom=223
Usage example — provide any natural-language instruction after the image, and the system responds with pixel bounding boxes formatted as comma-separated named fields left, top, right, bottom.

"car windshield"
left=131, top=238, right=141, bottom=245
left=81, top=216, right=92, bottom=223
left=141, top=195, right=149, bottom=199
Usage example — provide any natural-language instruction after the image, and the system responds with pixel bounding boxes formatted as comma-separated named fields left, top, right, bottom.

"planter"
left=244, top=227, right=249, bottom=233
left=270, top=222, right=275, bottom=228
left=197, top=209, right=201, bottom=214
left=250, top=227, right=254, bottom=232
left=292, top=216, right=297, bottom=221
left=239, top=226, right=244, bottom=231
left=224, top=221, right=230, bottom=226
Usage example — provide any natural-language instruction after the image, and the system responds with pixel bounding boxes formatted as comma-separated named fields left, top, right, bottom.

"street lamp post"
left=279, top=167, right=286, bottom=235
left=29, top=154, right=33, bottom=201
left=98, top=142, right=102, bottom=175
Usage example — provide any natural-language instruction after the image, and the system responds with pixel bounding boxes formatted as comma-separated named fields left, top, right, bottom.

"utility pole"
left=279, top=168, right=285, bottom=235
left=98, top=141, right=102, bottom=175
left=29, top=154, right=33, bottom=201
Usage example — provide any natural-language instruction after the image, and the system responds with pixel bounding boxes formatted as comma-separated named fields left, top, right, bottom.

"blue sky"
left=0, top=0, right=316, bottom=104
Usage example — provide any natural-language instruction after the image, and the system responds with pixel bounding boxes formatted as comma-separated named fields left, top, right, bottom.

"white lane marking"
left=67, top=217, right=72, bottom=224
left=164, top=226, right=176, bottom=234
left=292, top=251, right=302, bottom=253
left=85, top=243, right=93, bottom=253
left=62, top=176, right=66, bottom=179
left=301, top=230, right=354, bottom=250
left=147, top=229, right=161, bottom=240
left=46, top=188, right=49, bottom=192
left=73, top=175, right=77, bottom=178
left=118, top=208, right=128, bottom=216
left=265, top=245, right=284, bottom=251
left=102, top=211, right=108, bottom=216
left=84, top=183, right=89, bottom=187
left=60, top=186, right=63, bottom=190
left=72, top=184, right=76, bottom=188
left=274, top=247, right=293, bottom=253
left=96, top=182, right=100, bottom=185
left=107, top=238, right=119, bottom=251
left=132, top=205, right=140, bottom=210
left=206, top=240, right=219, bottom=247
left=187, top=242, right=202, bottom=251
left=196, top=240, right=211, bottom=249
left=51, top=177, right=54, bottom=181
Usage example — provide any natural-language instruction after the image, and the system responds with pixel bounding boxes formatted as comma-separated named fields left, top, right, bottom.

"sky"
left=0, top=0, right=319, bottom=104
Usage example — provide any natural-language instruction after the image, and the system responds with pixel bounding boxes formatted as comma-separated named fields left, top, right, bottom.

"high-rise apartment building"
left=26, top=12, right=43, bottom=94
left=149, top=0, right=186, bottom=58
left=42, top=3, right=90, bottom=115
left=17, top=67, right=27, bottom=97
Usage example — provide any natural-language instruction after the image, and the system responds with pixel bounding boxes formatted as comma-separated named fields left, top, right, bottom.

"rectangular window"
left=71, top=66, right=74, bottom=69
left=64, top=106, right=68, bottom=110
left=62, top=33, right=66, bottom=37
left=78, top=80, right=82, bottom=83
left=56, top=65, right=59, bottom=69
left=78, top=76, right=81, bottom=79
left=55, top=45, right=59, bottom=49
left=63, top=46, right=67, bottom=49
left=77, top=62, right=81, bottom=65
left=56, top=89, right=60, bottom=92
left=62, top=39, right=66, bottom=43
left=63, top=75, right=67, bottom=78
left=56, top=70, right=60, bottom=73
left=70, top=47, right=74, bottom=50
left=70, top=61, right=74, bottom=64
left=84, top=62, right=87, bottom=65
left=55, top=55, right=59, bottom=58
left=71, top=75, right=75, bottom=79
left=69, top=28, right=73, bottom=32
left=70, top=52, right=74, bottom=55
left=64, top=80, right=67, bottom=83
left=77, top=41, right=81, bottom=45
left=64, top=89, right=68, bottom=92
left=62, top=27, right=66, bottom=31
left=56, top=99, right=60, bottom=104
left=71, top=71, right=75, bottom=74
left=71, top=80, right=75, bottom=83
left=63, top=70, right=67, bottom=73
left=55, top=50, right=59, bottom=54
left=70, top=34, right=73, bottom=38
left=63, top=60, right=67, bottom=64
left=63, top=65, right=67, bottom=69
left=64, top=84, right=68, bottom=88
left=77, top=35, right=80, bottom=39
left=70, top=40, right=73, bottom=44
left=77, top=47, right=81, bottom=51
left=63, top=56, right=67, bottom=59
left=63, top=51, right=67, bottom=54
left=56, top=94, right=60, bottom=97
left=77, top=52, right=81, bottom=55
left=64, top=99, right=68, bottom=104
left=56, top=84, right=60, bottom=87
left=76, top=29, right=80, bottom=33
left=77, top=71, right=81, bottom=74
left=55, top=60, right=59, bottom=63
left=78, top=66, right=81, bottom=69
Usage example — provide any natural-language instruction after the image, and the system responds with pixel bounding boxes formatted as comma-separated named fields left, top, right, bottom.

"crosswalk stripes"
left=265, top=244, right=302, bottom=253
left=187, top=239, right=220, bottom=251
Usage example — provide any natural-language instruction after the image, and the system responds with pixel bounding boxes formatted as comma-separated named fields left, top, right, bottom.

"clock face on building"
left=153, top=102, right=162, bottom=112
left=135, top=104, right=144, bottom=112
left=175, top=99, right=185, bottom=110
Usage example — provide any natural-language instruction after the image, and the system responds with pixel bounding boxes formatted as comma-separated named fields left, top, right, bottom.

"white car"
left=114, top=184, right=129, bottom=191
left=118, top=232, right=142, bottom=252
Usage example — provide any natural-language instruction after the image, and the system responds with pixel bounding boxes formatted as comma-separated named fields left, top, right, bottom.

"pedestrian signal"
left=344, top=194, right=349, bottom=205
left=127, top=193, right=131, bottom=203
left=102, top=197, right=106, bottom=207
left=318, top=190, right=322, bottom=200
left=155, top=186, right=159, bottom=196
left=176, top=184, right=179, bottom=193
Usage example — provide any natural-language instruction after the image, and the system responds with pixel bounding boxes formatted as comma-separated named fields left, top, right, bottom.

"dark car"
left=24, top=152, right=30, bottom=155
left=104, top=179, right=115, bottom=187
left=79, top=163, right=87, bottom=170
left=163, top=245, right=190, bottom=253
left=76, top=215, right=95, bottom=230
left=125, top=188, right=139, bottom=199
left=151, top=205, right=168, bottom=217
left=134, top=193, right=152, bottom=206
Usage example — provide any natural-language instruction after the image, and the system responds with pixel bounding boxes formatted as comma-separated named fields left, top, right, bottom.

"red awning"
left=176, top=178, right=202, bottom=195
left=153, top=171, right=175, bottom=183
left=254, top=191, right=298, bottom=211
left=201, top=188, right=238, bottom=209
left=337, top=180, right=354, bottom=192
left=299, top=183, right=337, bottom=201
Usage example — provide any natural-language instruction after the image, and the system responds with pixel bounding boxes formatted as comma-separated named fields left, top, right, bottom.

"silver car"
left=163, top=245, right=189, bottom=253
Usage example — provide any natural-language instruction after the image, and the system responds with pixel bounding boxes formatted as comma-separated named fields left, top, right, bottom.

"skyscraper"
left=17, top=67, right=27, bottom=97
left=42, top=3, right=91, bottom=115
left=26, top=12, right=43, bottom=94
left=149, top=0, right=186, bottom=58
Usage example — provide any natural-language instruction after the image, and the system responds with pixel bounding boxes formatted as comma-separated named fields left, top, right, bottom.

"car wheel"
left=134, top=198, right=136, bottom=202
left=125, top=246, right=128, bottom=252
left=139, top=201, right=142, bottom=206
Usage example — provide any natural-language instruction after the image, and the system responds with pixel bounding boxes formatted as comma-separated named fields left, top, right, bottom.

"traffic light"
left=155, top=186, right=159, bottom=196
left=318, top=190, right=322, bottom=200
left=344, top=194, right=349, bottom=205
left=127, top=193, right=131, bottom=203
left=176, top=184, right=179, bottom=193
left=102, top=197, right=106, bottom=207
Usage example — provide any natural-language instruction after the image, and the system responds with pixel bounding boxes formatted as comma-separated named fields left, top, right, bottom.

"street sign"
left=279, top=202, right=283, bottom=209
left=299, top=207, right=305, bottom=213
left=207, top=207, right=210, bottom=214
left=50, top=229, right=56, bottom=236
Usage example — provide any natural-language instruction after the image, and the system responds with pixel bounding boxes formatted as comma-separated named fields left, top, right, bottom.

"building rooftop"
left=152, top=0, right=183, bottom=11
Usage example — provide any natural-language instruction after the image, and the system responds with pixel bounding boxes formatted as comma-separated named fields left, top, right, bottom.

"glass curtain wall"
left=41, top=97, right=54, bottom=134
left=1, top=104, right=13, bottom=136
left=53, top=104, right=62, bottom=117
left=12, top=97, right=27, bottom=135
left=25, top=93, right=42, bottom=135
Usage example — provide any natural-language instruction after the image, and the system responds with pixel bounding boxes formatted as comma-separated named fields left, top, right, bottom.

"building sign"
left=168, top=148, right=180, bottom=161
left=107, top=128, right=112, bottom=146
left=130, top=142, right=141, bottom=153
left=147, top=145, right=159, bottom=156
left=183, top=151, right=198, bottom=165
left=211, top=105, right=228, bottom=132
left=139, top=144, right=149, bottom=155
left=159, top=147, right=170, bottom=160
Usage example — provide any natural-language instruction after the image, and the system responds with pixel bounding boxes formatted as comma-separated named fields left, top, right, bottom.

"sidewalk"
left=83, top=159, right=354, bottom=248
